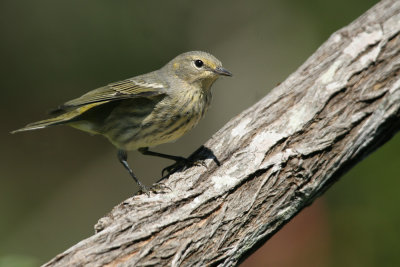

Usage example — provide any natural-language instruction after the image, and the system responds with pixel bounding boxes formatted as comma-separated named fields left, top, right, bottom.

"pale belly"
left=123, top=113, right=203, bottom=150
left=108, top=92, right=211, bottom=150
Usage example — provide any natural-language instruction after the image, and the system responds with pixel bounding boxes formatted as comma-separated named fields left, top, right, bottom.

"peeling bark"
left=44, top=0, right=400, bottom=266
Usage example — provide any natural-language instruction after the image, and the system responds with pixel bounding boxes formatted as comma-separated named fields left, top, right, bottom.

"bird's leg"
left=138, top=147, right=186, bottom=162
left=138, top=147, right=204, bottom=177
left=117, top=149, right=150, bottom=195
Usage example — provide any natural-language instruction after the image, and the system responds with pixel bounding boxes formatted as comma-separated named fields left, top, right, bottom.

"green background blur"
left=1, top=0, right=399, bottom=266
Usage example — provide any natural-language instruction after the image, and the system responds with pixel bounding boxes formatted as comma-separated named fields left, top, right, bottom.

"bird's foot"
left=162, top=157, right=206, bottom=177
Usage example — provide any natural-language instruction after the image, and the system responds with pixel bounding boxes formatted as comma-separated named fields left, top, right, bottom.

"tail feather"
left=11, top=115, right=73, bottom=134
left=11, top=101, right=110, bottom=134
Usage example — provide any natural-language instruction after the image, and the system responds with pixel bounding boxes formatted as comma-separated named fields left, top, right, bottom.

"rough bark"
left=44, top=0, right=400, bottom=266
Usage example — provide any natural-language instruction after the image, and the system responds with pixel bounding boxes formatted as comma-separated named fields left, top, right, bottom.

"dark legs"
left=138, top=147, right=185, bottom=162
left=138, top=147, right=194, bottom=176
left=117, top=149, right=148, bottom=194
left=118, top=147, right=198, bottom=194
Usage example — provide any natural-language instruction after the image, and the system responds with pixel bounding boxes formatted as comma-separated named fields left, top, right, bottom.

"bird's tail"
left=11, top=101, right=110, bottom=134
left=11, top=113, right=75, bottom=134
left=12, top=103, right=98, bottom=134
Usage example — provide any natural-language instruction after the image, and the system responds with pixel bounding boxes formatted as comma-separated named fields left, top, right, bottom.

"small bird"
left=12, top=51, right=232, bottom=193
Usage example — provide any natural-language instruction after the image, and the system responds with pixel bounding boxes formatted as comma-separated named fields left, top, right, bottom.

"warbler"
left=12, top=51, right=232, bottom=193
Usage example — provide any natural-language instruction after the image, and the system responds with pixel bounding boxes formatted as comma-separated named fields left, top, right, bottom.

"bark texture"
left=44, top=0, right=400, bottom=266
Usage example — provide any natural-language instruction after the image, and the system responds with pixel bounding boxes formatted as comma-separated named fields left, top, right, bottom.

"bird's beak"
left=213, top=67, right=232, bottom=77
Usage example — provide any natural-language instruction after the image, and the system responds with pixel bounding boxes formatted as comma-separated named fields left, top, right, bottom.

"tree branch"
left=44, top=0, right=400, bottom=266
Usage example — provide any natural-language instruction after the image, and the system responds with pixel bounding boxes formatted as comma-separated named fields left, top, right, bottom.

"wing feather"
left=52, top=78, right=167, bottom=113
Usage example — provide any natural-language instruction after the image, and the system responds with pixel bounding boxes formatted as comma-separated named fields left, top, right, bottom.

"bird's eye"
left=194, top=59, right=204, bottom=68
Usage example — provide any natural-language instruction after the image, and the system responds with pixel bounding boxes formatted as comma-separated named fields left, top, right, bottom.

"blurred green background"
left=2, top=0, right=399, bottom=266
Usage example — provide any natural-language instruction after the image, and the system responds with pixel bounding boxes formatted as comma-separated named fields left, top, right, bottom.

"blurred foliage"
left=3, top=0, right=399, bottom=266
left=0, top=255, right=39, bottom=267
left=326, top=133, right=400, bottom=267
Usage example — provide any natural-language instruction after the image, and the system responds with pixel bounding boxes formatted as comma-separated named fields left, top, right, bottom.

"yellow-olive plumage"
left=12, top=51, right=232, bottom=193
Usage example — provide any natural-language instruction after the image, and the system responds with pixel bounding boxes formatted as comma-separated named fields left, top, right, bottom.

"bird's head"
left=164, top=51, right=232, bottom=90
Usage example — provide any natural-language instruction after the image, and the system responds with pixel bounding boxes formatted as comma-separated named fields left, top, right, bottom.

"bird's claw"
left=161, top=157, right=206, bottom=177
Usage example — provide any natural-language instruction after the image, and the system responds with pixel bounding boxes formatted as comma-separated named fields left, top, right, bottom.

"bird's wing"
left=51, top=76, right=167, bottom=113
left=65, top=78, right=166, bottom=107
